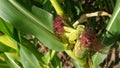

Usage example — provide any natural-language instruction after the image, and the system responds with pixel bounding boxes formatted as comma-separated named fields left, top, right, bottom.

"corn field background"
left=0, top=0, right=120, bottom=68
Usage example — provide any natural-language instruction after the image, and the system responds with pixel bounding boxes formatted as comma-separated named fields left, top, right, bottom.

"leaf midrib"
left=107, top=7, right=120, bottom=31
left=8, top=0, right=53, bottom=33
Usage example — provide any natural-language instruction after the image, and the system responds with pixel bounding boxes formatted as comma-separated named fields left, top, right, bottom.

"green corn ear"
left=73, top=40, right=89, bottom=65
left=68, top=25, right=84, bottom=44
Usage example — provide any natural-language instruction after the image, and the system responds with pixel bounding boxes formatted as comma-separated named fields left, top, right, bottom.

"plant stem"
left=50, top=0, right=64, bottom=16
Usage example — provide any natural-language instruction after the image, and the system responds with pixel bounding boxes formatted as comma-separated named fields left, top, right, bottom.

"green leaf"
left=20, top=37, right=45, bottom=65
left=20, top=46, right=40, bottom=68
left=0, top=35, right=18, bottom=51
left=0, top=18, right=13, bottom=36
left=72, top=60, right=83, bottom=68
left=0, top=42, right=16, bottom=52
left=32, top=6, right=53, bottom=32
left=0, top=62, right=10, bottom=68
left=0, top=61, right=10, bottom=68
left=51, top=53, right=62, bottom=68
left=65, top=50, right=85, bottom=65
left=92, top=52, right=106, bottom=68
left=42, top=51, right=51, bottom=65
left=101, top=0, right=120, bottom=46
left=4, top=53, right=21, bottom=68
left=0, top=0, right=65, bottom=51
left=92, top=0, right=120, bottom=67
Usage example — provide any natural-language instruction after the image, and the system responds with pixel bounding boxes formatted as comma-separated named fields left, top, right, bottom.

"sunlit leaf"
left=42, top=51, right=51, bottom=65
left=73, top=60, right=83, bottom=68
left=4, top=53, right=21, bottom=68
left=0, top=18, right=13, bottom=36
left=92, top=53, right=106, bottom=68
left=0, top=0, right=65, bottom=51
left=101, top=0, right=120, bottom=46
left=32, top=5, right=53, bottom=30
left=0, top=35, right=17, bottom=51
left=20, top=46, right=40, bottom=68
left=51, top=53, right=62, bottom=68
left=20, top=37, right=45, bottom=65
left=92, top=0, right=120, bottom=67
left=0, top=43, right=16, bottom=52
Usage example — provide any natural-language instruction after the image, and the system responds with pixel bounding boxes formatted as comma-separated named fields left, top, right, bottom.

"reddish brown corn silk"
left=53, top=16, right=64, bottom=35
left=80, top=29, right=101, bottom=51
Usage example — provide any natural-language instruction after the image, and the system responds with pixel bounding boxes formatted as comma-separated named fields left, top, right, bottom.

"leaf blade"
left=20, top=46, right=40, bottom=68
left=92, top=0, right=120, bottom=67
left=0, top=35, right=17, bottom=51
left=4, top=53, right=21, bottom=68
left=0, top=0, right=65, bottom=51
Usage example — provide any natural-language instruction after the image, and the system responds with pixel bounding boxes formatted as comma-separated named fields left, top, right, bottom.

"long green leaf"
left=73, top=60, right=83, bottom=68
left=102, top=0, right=120, bottom=46
left=0, top=62, right=10, bottom=68
left=92, top=53, right=106, bottom=68
left=20, top=46, right=40, bottom=68
left=4, top=53, right=21, bottom=68
left=0, top=35, right=18, bottom=51
left=20, top=37, right=45, bottom=65
left=92, top=0, right=120, bottom=67
left=51, top=53, right=62, bottom=68
left=0, top=0, right=65, bottom=51
left=42, top=51, right=51, bottom=65
left=0, top=42, right=16, bottom=52
left=0, top=18, right=13, bottom=36
left=32, top=6, right=53, bottom=31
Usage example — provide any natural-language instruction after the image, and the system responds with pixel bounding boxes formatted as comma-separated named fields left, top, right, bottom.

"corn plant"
left=0, top=0, right=120, bottom=68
